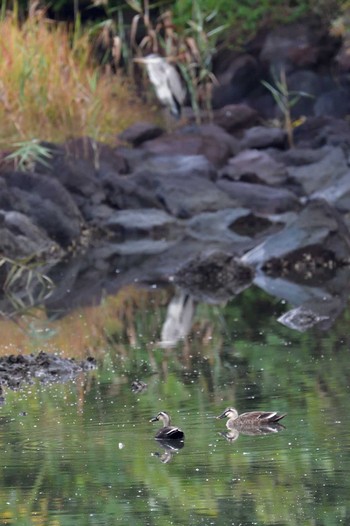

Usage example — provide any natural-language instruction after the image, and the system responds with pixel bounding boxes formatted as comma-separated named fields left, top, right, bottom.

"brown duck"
left=150, top=411, right=185, bottom=440
left=217, top=407, right=286, bottom=429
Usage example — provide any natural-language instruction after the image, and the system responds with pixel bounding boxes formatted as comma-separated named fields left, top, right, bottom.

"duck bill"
left=217, top=411, right=227, bottom=419
left=150, top=416, right=159, bottom=423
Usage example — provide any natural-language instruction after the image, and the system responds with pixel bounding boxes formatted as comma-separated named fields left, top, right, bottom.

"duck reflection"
left=152, top=438, right=185, bottom=463
left=219, top=423, right=285, bottom=443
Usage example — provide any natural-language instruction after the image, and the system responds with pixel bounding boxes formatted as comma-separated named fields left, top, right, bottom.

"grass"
left=0, top=2, right=344, bottom=148
left=0, top=11, right=155, bottom=148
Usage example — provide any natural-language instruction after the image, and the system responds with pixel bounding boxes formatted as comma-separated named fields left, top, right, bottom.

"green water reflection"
left=0, top=287, right=350, bottom=525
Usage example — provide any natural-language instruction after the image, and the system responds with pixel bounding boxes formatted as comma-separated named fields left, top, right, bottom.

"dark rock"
left=259, top=21, right=338, bottom=70
left=101, top=154, right=222, bottom=216
left=314, top=87, right=350, bottom=118
left=335, top=35, right=350, bottom=71
left=217, top=179, right=300, bottom=214
left=242, top=199, right=350, bottom=270
left=119, top=121, right=164, bottom=146
left=287, top=146, right=348, bottom=195
left=269, top=146, right=330, bottom=167
left=175, top=251, right=254, bottom=303
left=242, top=126, right=287, bottom=149
left=219, top=149, right=288, bottom=186
left=312, top=172, right=350, bottom=213
left=2, top=171, right=83, bottom=247
left=64, top=137, right=128, bottom=174
left=212, top=54, right=262, bottom=108
left=104, top=208, right=183, bottom=240
left=113, top=146, right=150, bottom=173
left=187, top=208, right=287, bottom=253
left=132, top=168, right=238, bottom=218
left=0, top=351, right=97, bottom=390
left=212, top=104, right=259, bottom=133
left=132, top=153, right=216, bottom=180
left=0, top=211, right=62, bottom=259
left=293, top=116, right=350, bottom=150
left=100, top=171, right=160, bottom=210
left=141, top=124, right=236, bottom=168
left=284, top=70, right=330, bottom=118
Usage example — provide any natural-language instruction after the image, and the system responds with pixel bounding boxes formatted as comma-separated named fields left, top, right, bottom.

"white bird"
left=134, top=54, right=186, bottom=117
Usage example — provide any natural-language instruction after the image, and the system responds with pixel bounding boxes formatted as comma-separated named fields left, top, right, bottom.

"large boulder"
left=1, top=170, right=83, bottom=247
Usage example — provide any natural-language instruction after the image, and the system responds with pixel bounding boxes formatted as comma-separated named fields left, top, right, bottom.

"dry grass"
left=0, top=13, right=154, bottom=147
left=0, top=286, right=165, bottom=359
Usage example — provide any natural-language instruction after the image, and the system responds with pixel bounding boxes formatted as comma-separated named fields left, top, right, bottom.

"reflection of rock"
left=241, top=200, right=350, bottom=330
left=175, top=251, right=254, bottom=304
left=104, top=208, right=183, bottom=242
left=160, top=291, right=195, bottom=348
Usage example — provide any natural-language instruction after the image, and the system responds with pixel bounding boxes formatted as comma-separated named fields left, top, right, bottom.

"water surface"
left=0, top=286, right=349, bottom=525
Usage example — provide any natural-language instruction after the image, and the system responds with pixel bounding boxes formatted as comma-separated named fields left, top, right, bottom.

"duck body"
left=218, top=407, right=286, bottom=429
left=150, top=411, right=185, bottom=440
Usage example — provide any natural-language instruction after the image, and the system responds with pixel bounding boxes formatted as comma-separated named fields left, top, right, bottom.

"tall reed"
left=0, top=10, right=153, bottom=147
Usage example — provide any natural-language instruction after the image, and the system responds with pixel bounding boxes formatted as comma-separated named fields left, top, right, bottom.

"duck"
left=131, top=380, right=147, bottom=393
left=217, top=407, right=286, bottom=429
left=150, top=411, right=185, bottom=440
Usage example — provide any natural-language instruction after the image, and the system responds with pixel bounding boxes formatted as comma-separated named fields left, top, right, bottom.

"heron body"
left=136, top=54, right=186, bottom=117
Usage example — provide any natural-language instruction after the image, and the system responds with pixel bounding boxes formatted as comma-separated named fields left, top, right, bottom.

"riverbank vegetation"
left=0, top=0, right=347, bottom=150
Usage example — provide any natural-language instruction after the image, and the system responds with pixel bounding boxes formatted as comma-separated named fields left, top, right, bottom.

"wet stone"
left=0, top=351, right=97, bottom=391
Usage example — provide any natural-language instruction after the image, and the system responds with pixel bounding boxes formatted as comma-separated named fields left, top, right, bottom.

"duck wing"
left=256, top=411, right=286, bottom=423
left=157, top=426, right=184, bottom=440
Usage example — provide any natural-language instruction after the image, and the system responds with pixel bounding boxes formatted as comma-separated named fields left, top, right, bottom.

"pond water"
left=0, top=285, right=350, bottom=525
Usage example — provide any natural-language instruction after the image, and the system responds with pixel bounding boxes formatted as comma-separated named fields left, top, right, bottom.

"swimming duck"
left=150, top=411, right=185, bottom=440
left=217, top=407, right=286, bottom=429
left=131, top=380, right=147, bottom=393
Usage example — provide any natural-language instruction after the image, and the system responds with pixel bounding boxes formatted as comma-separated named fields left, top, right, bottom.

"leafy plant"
left=261, top=68, right=314, bottom=148
left=5, top=139, right=52, bottom=171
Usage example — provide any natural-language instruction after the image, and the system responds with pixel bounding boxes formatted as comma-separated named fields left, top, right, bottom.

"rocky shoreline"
left=1, top=17, right=350, bottom=332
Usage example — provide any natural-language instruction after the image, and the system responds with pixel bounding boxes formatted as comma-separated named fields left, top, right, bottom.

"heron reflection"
left=159, top=290, right=195, bottom=349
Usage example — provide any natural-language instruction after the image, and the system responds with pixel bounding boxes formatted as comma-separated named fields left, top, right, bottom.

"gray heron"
left=134, top=54, right=186, bottom=118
